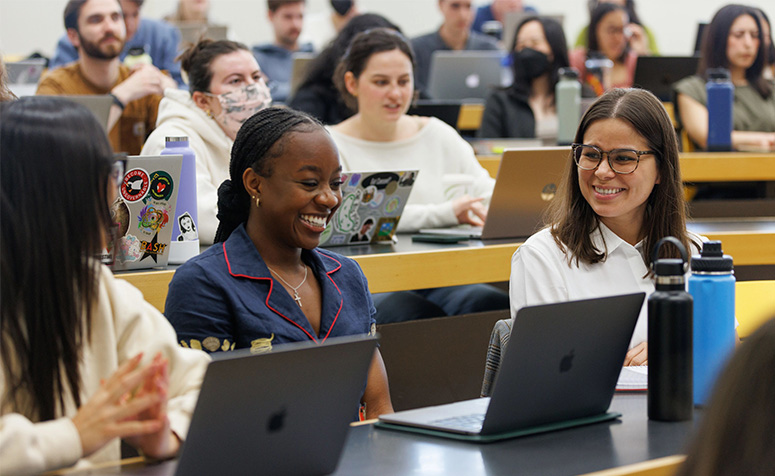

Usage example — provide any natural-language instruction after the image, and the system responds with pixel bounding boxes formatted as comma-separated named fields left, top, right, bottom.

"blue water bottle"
left=705, top=68, right=733, bottom=151
left=161, top=136, right=199, bottom=264
left=689, top=240, right=735, bottom=406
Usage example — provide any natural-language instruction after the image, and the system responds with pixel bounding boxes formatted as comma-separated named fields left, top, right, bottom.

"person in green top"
left=574, top=0, right=658, bottom=56
left=674, top=4, right=775, bottom=152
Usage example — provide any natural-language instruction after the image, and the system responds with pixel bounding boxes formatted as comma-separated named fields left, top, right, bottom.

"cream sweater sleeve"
left=0, top=415, right=82, bottom=476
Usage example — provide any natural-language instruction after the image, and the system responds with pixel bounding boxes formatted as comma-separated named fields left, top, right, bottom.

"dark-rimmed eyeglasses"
left=572, top=144, right=657, bottom=175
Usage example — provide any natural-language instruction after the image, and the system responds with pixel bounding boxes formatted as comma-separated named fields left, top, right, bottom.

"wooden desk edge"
left=579, top=454, right=686, bottom=476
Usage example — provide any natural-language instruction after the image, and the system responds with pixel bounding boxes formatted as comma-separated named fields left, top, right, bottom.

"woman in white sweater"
left=142, top=39, right=271, bottom=244
left=326, top=28, right=508, bottom=322
left=1, top=97, right=210, bottom=476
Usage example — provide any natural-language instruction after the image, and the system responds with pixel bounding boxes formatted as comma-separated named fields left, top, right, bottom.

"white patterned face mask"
left=207, top=80, right=272, bottom=140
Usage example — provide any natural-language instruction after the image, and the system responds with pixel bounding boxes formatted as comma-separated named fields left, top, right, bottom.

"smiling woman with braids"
left=164, top=106, right=393, bottom=420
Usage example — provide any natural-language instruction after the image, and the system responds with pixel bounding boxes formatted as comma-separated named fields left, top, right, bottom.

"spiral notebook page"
left=616, top=366, right=648, bottom=391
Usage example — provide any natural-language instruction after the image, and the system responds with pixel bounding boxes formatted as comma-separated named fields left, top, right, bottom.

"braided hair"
left=214, top=106, right=323, bottom=242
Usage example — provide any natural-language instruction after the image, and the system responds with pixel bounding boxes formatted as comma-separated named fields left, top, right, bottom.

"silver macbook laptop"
left=377, top=293, right=645, bottom=441
left=419, top=147, right=568, bottom=239
left=61, top=95, right=113, bottom=132
left=319, top=170, right=418, bottom=246
left=427, top=51, right=504, bottom=101
left=108, top=154, right=182, bottom=271
left=123, top=336, right=377, bottom=476
left=5, top=58, right=46, bottom=84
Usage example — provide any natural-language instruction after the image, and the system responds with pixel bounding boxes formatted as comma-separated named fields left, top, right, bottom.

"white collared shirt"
left=510, top=223, right=703, bottom=349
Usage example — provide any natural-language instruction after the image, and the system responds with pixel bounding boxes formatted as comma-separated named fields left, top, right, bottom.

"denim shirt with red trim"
left=164, top=224, right=376, bottom=354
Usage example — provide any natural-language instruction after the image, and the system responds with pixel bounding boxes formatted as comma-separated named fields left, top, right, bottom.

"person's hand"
left=452, top=195, right=487, bottom=226
left=123, top=353, right=180, bottom=459
left=111, top=64, right=167, bottom=105
left=626, top=23, right=650, bottom=56
left=70, top=353, right=166, bottom=458
left=624, top=342, right=648, bottom=366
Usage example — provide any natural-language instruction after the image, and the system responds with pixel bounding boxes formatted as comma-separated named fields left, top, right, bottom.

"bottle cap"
left=691, top=240, right=733, bottom=272
left=654, top=259, right=686, bottom=277
left=165, top=136, right=189, bottom=143
left=558, top=67, right=579, bottom=79
left=706, top=68, right=731, bottom=81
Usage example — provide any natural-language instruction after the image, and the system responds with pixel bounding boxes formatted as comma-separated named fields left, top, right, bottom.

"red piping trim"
left=224, top=242, right=317, bottom=342
left=316, top=251, right=343, bottom=342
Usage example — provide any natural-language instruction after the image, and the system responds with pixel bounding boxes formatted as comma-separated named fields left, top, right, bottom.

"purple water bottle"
left=706, top=68, right=733, bottom=151
left=161, top=136, right=199, bottom=264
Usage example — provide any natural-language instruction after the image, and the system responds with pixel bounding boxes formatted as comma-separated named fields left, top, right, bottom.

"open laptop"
left=119, top=336, right=377, bottom=475
left=288, top=52, right=317, bottom=99
left=377, top=293, right=645, bottom=441
left=61, top=95, right=113, bottom=132
left=5, top=58, right=46, bottom=84
left=175, top=23, right=228, bottom=45
left=633, top=56, right=700, bottom=101
left=427, top=51, right=504, bottom=101
left=419, top=147, right=568, bottom=240
left=407, top=100, right=462, bottom=129
left=108, top=154, right=182, bottom=271
left=319, top=170, right=418, bottom=246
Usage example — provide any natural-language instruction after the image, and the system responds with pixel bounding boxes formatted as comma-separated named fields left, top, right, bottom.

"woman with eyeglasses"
left=674, top=4, right=775, bottom=152
left=1, top=96, right=210, bottom=475
left=141, top=39, right=272, bottom=245
left=509, top=88, right=703, bottom=366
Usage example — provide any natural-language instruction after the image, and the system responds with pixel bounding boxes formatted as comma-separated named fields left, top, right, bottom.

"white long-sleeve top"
left=142, top=88, right=234, bottom=245
left=0, top=265, right=210, bottom=476
left=327, top=117, right=495, bottom=232
left=509, top=224, right=704, bottom=350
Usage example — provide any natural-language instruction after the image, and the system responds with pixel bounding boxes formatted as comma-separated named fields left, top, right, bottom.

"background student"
left=328, top=28, right=508, bottom=322
left=509, top=88, right=703, bottom=365
left=141, top=39, right=272, bottom=245
left=165, top=0, right=210, bottom=25
left=676, top=317, right=775, bottom=476
left=569, top=2, right=639, bottom=92
left=674, top=3, right=775, bottom=152
left=478, top=16, right=570, bottom=139
left=289, top=13, right=400, bottom=125
left=574, top=0, right=657, bottom=55
left=163, top=107, right=393, bottom=420
left=0, top=96, right=209, bottom=476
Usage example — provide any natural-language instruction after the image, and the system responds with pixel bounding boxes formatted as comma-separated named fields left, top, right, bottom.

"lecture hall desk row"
left=121, top=217, right=775, bottom=313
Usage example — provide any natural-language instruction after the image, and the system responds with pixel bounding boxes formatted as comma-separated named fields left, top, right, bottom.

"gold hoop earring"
left=206, top=110, right=214, bottom=119
left=253, top=196, right=260, bottom=207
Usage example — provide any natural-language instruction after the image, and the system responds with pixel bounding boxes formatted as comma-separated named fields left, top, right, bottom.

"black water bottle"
left=648, top=236, right=693, bottom=421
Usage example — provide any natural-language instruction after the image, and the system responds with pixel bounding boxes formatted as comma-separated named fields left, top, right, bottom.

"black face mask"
left=512, top=48, right=551, bottom=81
left=331, top=0, right=354, bottom=16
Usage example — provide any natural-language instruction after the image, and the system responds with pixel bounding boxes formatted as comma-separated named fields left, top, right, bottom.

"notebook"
left=119, top=336, right=377, bottom=476
left=319, top=170, right=418, bottom=246
left=61, top=95, right=113, bottom=132
left=418, top=147, right=568, bottom=240
left=107, top=154, right=182, bottom=271
left=632, top=56, right=700, bottom=101
left=427, top=51, right=504, bottom=100
left=377, top=293, right=645, bottom=442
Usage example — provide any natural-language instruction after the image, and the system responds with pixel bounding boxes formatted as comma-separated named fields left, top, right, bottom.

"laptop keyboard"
left=429, top=413, right=484, bottom=432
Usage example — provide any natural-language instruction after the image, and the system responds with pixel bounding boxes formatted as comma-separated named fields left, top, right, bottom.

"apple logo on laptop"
left=267, top=407, right=286, bottom=433
left=465, top=73, right=480, bottom=89
left=559, top=349, right=575, bottom=373
left=541, top=183, right=557, bottom=201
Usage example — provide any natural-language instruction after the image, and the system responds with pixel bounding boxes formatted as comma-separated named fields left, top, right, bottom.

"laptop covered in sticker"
left=319, top=170, right=418, bottom=247
left=107, top=154, right=182, bottom=270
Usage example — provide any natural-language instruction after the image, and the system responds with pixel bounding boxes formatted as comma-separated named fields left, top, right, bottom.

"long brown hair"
left=546, top=88, right=696, bottom=267
left=676, top=317, right=775, bottom=476
left=1, top=97, right=114, bottom=421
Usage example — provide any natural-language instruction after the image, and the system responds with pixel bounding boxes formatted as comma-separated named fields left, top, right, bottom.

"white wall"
left=1, top=0, right=773, bottom=59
